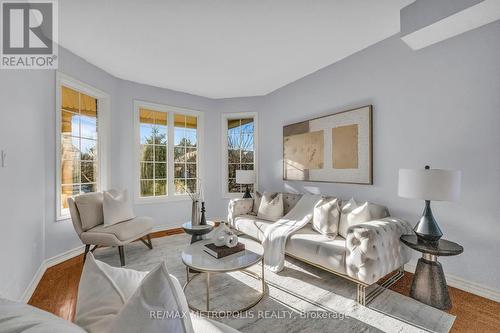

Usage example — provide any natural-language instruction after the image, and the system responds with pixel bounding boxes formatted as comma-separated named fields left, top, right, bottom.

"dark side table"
left=400, top=235, right=463, bottom=310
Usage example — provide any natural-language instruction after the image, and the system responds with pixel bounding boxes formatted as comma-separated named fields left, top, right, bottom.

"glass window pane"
left=62, top=86, right=80, bottom=112
left=61, top=185, right=80, bottom=209
left=175, top=179, right=186, bottom=195
left=155, top=180, right=167, bottom=196
left=184, top=128, right=197, bottom=147
left=242, top=163, right=254, bottom=171
left=61, top=135, right=80, bottom=161
left=140, top=144, right=154, bottom=161
left=80, top=114, right=97, bottom=140
left=228, top=149, right=240, bottom=164
left=228, top=164, right=238, bottom=179
left=241, top=119, right=254, bottom=133
left=81, top=183, right=97, bottom=193
left=81, top=138, right=97, bottom=160
left=186, top=148, right=197, bottom=163
left=174, top=164, right=186, bottom=178
left=154, top=145, right=167, bottom=162
left=228, top=133, right=240, bottom=150
left=174, top=127, right=186, bottom=146
left=61, top=111, right=79, bottom=136
left=155, top=162, right=167, bottom=179
left=61, top=159, right=80, bottom=184
left=241, top=150, right=254, bottom=163
left=141, top=180, right=154, bottom=197
left=81, top=162, right=97, bottom=183
left=141, top=162, right=154, bottom=179
left=228, top=179, right=240, bottom=193
left=174, top=147, right=185, bottom=163
left=154, top=125, right=167, bottom=145
left=241, top=133, right=254, bottom=152
left=186, top=164, right=197, bottom=178
left=140, top=124, right=154, bottom=144
left=186, top=179, right=197, bottom=193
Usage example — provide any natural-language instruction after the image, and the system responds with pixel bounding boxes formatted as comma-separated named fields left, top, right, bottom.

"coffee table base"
left=183, top=260, right=266, bottom=316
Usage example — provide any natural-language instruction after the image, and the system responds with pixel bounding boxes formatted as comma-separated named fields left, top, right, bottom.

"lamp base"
left=414, top=200, right=443, bottom=243
left=242, top=185, right=252, bottom=199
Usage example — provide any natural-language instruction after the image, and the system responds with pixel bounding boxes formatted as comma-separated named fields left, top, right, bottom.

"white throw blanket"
left=263, top=194, right=322, bottom=272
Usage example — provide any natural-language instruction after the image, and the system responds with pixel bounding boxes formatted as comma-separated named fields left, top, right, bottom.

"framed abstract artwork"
left=283, top=105, right=372, bottom=184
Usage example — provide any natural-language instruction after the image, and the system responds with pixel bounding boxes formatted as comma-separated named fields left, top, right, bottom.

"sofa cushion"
left=233, top=215, right=273, bottom=241
left=0, top=298, right=85, bottom=332
left=338, top=199, right=389, bottom=238
left=75, top=192, right=104, bottom=231
left=81, top=216, right=153, bottom=246
left=103, top=189, right=135, bottom=226
left=252, top=191, right=263, bottom=215
left=286, top=225, right=347, bottom=275
left=257, top=192, right=284, bottom=221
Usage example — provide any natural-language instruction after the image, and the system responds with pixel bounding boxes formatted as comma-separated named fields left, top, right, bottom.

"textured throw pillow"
left=339, top=200, right=384, bottom=238
left=257, top=192, right=284, bottom=221
left=75, top=253, right=149, bottom=332
left=312, top=197, right=340, bottom=237
left=110, top=262, right=194, bottom=333
left=74, top=192, right=104, bottom=231
left=103, top=189, right=135, bottom=226
left=338, top=198, right=358, bottom=238
left=252, top=191, right=263, bottom=215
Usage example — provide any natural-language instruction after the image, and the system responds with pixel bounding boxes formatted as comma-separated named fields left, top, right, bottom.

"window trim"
left=221, top=112, right=258, bottom=199
left=133, top=100, right=204, bottom=204
left=55, top=72, right=111, bottom=221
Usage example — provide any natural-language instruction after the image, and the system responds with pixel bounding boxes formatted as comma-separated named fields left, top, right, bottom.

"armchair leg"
left=118, top=246, right=125, bottom=266
left=140, top=234, right=153, bottom=250
left=83, top=244, right=90, bottom=264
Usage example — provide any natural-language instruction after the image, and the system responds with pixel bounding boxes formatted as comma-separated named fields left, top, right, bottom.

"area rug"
left=94, top=234, right=455, bottom=333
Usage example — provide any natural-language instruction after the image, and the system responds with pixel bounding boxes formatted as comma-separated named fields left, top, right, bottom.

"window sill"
left=56, top=215, right=71, bottom=222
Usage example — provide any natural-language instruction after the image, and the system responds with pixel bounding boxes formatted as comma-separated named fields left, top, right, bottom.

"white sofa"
left=228, top=192, right=413, bottom=305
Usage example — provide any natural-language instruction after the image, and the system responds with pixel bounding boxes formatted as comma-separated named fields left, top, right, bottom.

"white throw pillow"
left=74, top=192, right=104, bottom=231
left=110, top=262, right=194, bottom=333
left=252, top=191, right=263, bottom=215
left=257, top=192, right=284, bottom=221
left=312, top=197, right=340, bottom=237
left=103, top=189, right=135, bottom=226
left=339, top=200, right=377, bottom=238
left=338, top=198, right=358, bottom=238
left=75, top=253, right=148, bottom=332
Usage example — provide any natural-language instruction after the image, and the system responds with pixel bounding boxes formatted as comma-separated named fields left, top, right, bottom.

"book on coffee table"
left=204, top=242, right=245, bottom=259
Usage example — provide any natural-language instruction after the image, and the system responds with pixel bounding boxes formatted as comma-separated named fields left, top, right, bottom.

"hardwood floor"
left=28, top=229, right=500, bottom=332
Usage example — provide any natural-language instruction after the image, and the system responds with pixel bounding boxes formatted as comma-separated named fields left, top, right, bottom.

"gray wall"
left=0, top=71, right=51, bottom=300
left=258, top=21, right=500, bottom=291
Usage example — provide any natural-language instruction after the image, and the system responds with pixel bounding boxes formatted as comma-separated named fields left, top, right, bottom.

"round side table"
left=400, top=235, right=463, bottom=310
left=182, top=221, right=214, bottom=244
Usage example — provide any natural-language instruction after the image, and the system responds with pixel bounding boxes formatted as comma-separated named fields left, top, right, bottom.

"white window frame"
left=55, top=72, right=111, bottom=220
left=221, top=112, right=258, bottom=199
left=134, top=100, right=204, bottom=204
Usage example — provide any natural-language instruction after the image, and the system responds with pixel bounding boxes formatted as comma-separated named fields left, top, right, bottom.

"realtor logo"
left=1, top=0, right=58, bottom=69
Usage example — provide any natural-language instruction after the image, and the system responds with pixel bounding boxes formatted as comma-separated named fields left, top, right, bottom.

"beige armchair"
left=68, top=193, right=154, bottom=266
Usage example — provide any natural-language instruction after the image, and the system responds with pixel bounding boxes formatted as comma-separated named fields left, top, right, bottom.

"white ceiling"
left=59, top=0, right=414, bottom=99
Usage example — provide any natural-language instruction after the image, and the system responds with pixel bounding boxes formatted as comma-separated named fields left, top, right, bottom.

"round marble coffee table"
left=181, top=237, right=265, bottom=315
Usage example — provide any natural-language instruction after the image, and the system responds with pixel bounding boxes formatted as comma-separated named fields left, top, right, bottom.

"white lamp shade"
left=398, top=168, right=461, bottom=201
left=236, top=170, right=255, bottom=184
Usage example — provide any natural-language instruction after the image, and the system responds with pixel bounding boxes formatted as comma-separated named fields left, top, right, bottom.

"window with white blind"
left=222, top=112, right=258, bottom=197
left=135, top=101, right=202, bottom=202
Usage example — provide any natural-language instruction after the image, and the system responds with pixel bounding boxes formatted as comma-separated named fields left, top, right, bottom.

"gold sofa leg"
left=357, top=266, right=405, bottom=306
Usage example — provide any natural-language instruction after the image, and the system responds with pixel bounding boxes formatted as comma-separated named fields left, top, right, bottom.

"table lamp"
left=236, top=170, right=255, bottom=198
left=398, top=165, right=461, bottom=242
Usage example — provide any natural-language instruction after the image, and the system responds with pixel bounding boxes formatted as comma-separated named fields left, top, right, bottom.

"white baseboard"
left=20, top=225, right=178, bottom=303
left=404, top=263, right=500, bottom=303
left=20, top=244, right=85, bottom=303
